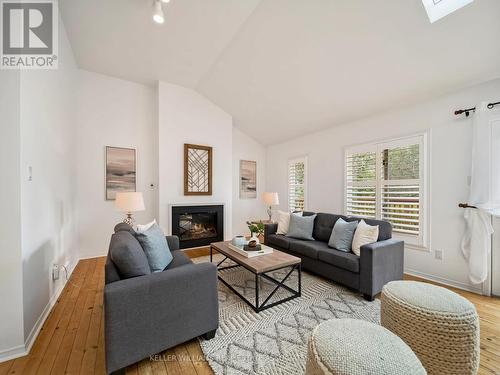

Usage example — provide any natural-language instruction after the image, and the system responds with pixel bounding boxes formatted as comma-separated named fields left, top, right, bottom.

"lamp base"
left=267, top=206, right=272, bottom=221
left=123, top=213, right=134, bottom=226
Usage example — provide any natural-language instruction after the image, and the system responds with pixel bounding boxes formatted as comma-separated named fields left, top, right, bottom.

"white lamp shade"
left=262, top=192, right=279, bottom=206
left=115, top=192, right=145, bottom=212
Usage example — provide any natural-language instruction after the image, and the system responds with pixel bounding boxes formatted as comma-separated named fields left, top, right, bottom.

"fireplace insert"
left=171, top=205, right=224, bottom=249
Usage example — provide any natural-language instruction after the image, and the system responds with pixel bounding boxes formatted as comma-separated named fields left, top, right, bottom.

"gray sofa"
left=264, top=212, right=404, bottom=301
left=104, top=224, right=219, bottom=374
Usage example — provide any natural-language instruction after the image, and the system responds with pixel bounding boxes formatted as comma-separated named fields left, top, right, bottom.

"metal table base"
left=210, top=246, right=301, bottom=313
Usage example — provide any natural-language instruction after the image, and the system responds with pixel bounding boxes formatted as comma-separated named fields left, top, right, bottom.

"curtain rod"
left=454, top=101, right=500, bottom=117
left=458, top=203, right=477, bottom=209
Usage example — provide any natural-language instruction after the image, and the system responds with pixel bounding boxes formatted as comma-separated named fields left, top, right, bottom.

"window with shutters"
left=288, top=157, right=307, bottom=212
left=345, top=133, right=428, bottom=248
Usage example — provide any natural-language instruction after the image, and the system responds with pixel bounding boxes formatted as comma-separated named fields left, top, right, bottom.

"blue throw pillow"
left=328, top=218, right=358, bottom=252
left=135, top=224, right=173, bottom=272
left=286, top=214, right=317, bottom=241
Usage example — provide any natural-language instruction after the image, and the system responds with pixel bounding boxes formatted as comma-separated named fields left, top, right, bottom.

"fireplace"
left=171, top=205, right=224, bottom=249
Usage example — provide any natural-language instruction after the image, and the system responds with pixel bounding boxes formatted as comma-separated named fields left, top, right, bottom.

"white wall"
left=76, top=71, right=158, bottom=258
left=19, top=17, right=80, bottom=345
left=232, top=128, right=267, bottom=235
left=158, top=82, right=233, bottom=240
left=267, top=78, right=500, bottom=293
left=0, top=70, right=25, bottom=358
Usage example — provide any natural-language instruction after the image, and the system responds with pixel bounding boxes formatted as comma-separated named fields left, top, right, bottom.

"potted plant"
left=246, top=221, right=264, bottom=243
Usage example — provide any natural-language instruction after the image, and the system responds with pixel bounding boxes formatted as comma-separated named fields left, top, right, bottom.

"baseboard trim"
left=0, top=260, right=77, bottom=364
left=79, top=253, right=107, bottom=260
left=0, top=345, right=26, bottom=363
left=405, top=268, right=483, bottom=294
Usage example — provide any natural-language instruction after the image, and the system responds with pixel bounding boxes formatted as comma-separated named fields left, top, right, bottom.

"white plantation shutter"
left=382, top=184, right=420, bottom=234
left=288, top=157, right=307, bottom=212
left=381, top=144, right=421, bottom=236
left=345, top=134, right=427, bottom=247
left=345, top=151, right=377, bottom=218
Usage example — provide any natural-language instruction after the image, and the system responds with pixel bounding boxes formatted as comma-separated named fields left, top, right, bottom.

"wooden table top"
left=210, top=241, right=301, bottom=274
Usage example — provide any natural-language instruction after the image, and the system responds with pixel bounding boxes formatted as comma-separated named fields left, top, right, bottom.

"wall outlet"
left=52, top=264, right=60, bottom=281
left=435, top=249, right=443, bottom=260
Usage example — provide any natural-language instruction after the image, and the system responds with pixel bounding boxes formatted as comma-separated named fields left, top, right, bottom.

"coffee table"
left=210, top=241, right=301, bottom=312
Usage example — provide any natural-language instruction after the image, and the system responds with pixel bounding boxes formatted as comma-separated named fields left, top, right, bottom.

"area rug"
left=194, top=255, right=381, bottom=375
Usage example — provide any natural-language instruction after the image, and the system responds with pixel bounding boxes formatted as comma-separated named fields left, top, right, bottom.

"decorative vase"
left=250, top=235, right=260, bottom=245
left=232, top=235, right=246, bottom=246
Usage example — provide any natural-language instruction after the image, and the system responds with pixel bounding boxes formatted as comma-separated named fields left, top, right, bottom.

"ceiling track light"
left=153, top=0, right=165, bottom=24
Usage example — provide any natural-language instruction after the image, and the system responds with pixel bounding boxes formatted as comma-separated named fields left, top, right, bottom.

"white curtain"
left=469, top=102, right=500, bottom=209
left=462, top=102, right=500, bottom=285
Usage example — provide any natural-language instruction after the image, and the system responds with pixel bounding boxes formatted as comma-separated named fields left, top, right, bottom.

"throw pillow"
left=135, top=224, right=173, bottom=272
left=109, top=231, right=151, bottom=279
left=328, top=218, right=358, bottom=252
left=351, top=220, right=379, bottom=256
left=276, top=210, right=303, bottom=235
left=136, top=219, right=157, bottom=233
left=286, top=214, right=317, bottom=241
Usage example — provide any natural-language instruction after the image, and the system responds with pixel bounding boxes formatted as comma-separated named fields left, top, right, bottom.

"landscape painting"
left=105, top=146, right=136, bottom=200
left=240, top=160, right=257, bottom=199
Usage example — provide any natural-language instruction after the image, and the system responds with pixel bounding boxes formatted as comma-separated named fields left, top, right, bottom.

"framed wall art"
left=184, top=143, right=212, bottom=195
left=239, top=160, right=257, bottom=199
left=105, top=146, right=136, bottom=200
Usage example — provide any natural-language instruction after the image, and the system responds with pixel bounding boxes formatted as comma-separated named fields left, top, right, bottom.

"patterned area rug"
left=194, top=255, right=381, bottom=375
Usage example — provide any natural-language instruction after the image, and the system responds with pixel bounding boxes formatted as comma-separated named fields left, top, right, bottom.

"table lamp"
left=115, top=192, right=145, bottom=226
left=262, top=192, right=279, bottom=221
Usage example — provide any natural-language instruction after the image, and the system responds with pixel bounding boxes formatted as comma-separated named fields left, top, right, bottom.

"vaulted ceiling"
left=60, top=0, right=500, bottom=145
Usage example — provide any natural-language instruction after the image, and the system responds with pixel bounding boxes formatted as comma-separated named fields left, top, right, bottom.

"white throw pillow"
left=136, top=219, right=157, bottom=233
left=276, top=211, right=303, bottom=235
left=351, top=220, right=379, bottom=256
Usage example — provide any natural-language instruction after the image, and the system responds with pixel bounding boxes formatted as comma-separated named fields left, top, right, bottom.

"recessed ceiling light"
left=153, top=0, right=164, bottom=24
left=160, top=0, right=170, bottom=3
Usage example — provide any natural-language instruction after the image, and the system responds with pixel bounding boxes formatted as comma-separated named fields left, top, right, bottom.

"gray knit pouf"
left=306, top=318, right=426, bottom=375
left=381, top=281, right=480, bottom=375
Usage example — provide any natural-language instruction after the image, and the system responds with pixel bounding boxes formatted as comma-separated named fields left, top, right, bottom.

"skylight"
left=422, top=0, right=475, bottom=23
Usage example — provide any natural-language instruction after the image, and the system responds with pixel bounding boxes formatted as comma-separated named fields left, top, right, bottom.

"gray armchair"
left=104, top=226, right=219, bottom=374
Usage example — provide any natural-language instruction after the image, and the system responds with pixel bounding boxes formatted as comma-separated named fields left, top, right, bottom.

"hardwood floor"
left=1, top=257, right=500, bottom=374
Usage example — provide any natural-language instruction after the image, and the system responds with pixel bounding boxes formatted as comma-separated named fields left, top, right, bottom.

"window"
left=421, top=0, right=474, bottom=23
left=345, top=134, right=428, bottom=248
left=288, top=157, right=307, bottom=212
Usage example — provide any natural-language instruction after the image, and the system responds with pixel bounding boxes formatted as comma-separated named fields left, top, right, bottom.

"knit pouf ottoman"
left=306, top=319, right=426, bottom=375
left=381, top=281, right=480, bottom=375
